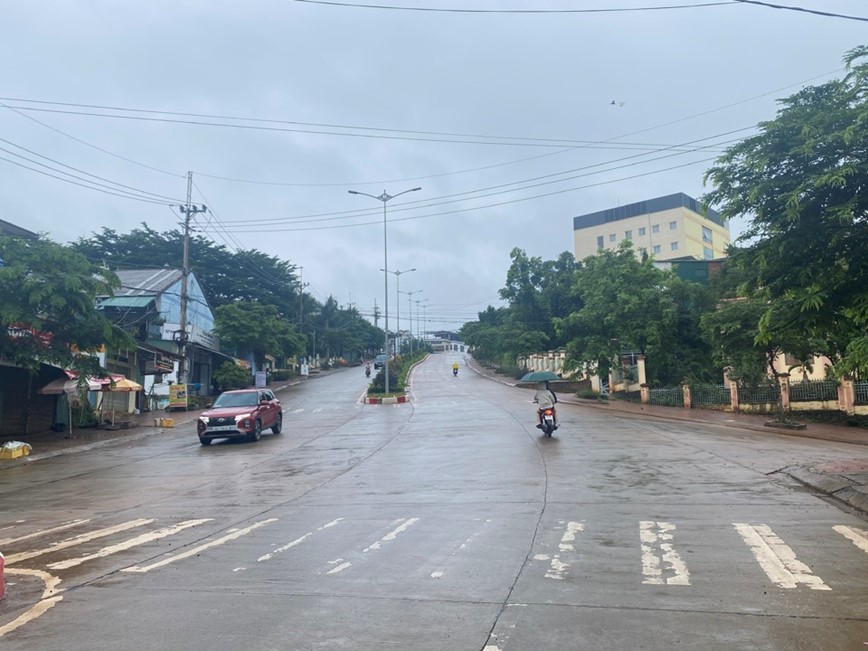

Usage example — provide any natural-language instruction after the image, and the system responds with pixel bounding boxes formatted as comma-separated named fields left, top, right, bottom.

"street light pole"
left=348, top=187, right=421, bottom=394
left=400, top=289, right=423, bottom=355
left=381, top=267, right=415, bottom=356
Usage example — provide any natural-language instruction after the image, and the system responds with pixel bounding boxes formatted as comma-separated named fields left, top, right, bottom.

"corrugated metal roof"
left=98, top=296, right=155, bottom=308
left=114, top=269, right=182, bottom=296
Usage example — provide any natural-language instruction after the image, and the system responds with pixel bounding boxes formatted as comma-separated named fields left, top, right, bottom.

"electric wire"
left=732, top=0, right=868, bottom=22
left=290, top=0, right=737, bottom=14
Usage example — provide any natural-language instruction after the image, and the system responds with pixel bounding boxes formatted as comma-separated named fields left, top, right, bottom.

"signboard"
left=254, top=371, right=267, bottom=388
left=169, top=384, right=188, bottom=410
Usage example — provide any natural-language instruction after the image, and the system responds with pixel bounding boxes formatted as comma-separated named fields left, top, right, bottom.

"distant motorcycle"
left=365, top=366, right=371, bottom=378
left=452, top=367, right=458, bottom=377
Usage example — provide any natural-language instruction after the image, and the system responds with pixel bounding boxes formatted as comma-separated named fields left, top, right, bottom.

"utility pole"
left=178, top=171, right=207, bottom=387
left=373, top=300, right=380, bottom=328
left=297, top=266, right=309, bottom=327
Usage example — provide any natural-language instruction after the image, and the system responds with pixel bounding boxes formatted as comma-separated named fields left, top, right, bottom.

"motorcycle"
left=538, top=407, right=556, bottom=437
left=452, top=367, right=458, bottom=377
left=365, top=366, right=371, bottom=378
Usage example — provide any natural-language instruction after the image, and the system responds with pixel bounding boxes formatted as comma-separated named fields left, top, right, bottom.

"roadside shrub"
left=213, top=361, right=250, bottom=390
left=271, top=369, right=292, bottom=381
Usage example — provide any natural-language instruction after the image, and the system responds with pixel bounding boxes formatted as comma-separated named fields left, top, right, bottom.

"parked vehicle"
left=373, top=354, right=388, bottom=370
left=197, top=389, right=282, bottom=445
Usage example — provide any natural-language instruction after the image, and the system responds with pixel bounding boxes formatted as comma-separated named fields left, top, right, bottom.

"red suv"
left=197, top=389, right=282, bottom=445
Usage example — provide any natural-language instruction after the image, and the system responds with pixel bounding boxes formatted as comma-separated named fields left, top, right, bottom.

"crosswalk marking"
left=734, top=523, right=831, bottom=591
left=543, top=521, right=584, bottom=580
left=47, top=519, right=213, bottom=570
left=121, top=518, right=278, bottom=574
left=640, top=521, right=690, bottom=586
left=0, top=519, right=90, bottom=548
left=833, top=525, right=868, bottom=555
left=258, top=518, right=343, bottom=562
left=5, top=519, right=154, bottom=566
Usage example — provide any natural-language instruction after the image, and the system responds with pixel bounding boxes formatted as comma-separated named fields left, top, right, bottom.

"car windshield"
left=212, top=392, right=258, bottom=408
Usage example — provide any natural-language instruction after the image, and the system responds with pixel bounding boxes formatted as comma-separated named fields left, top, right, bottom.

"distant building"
left=0, top=218, right=38, bottom=240
left=573, top=192, right=730, bottom=262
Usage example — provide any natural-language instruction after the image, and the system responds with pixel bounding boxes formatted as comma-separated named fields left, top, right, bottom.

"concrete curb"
left=781, top=465, right=868, bottom=515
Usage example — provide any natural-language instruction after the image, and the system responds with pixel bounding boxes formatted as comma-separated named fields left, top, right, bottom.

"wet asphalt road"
left=1, top=354, right=868, bottom=650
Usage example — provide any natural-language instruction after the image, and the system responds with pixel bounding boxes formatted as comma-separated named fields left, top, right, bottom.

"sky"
left=1, top=1, right=865, bottom=335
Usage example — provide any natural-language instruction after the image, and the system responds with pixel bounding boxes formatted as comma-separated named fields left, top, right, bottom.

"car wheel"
left=271, top=413, right=282, bottom=434
left=199, top=436, right=211, bottom=446
left=248, top=420, right=262, bottom=442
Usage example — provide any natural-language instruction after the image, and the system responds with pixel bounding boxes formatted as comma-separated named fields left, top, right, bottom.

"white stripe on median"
left=5, top=519, right=154, bottom=565
left=0, top=519, right=90, bottom=547
left=48, top=519, right=213, bottom=570
left=734, top=523, right=830, bottom=590
left=122, top=518, right=277, bottom=573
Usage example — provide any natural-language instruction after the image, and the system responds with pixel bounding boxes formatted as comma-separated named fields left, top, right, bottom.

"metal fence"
left=789, top=380, right=839, bottom=403
left=691, top=384, right=731, bottom=408
left=856, top=382, right=868, bottom=406
left=738, top=383, right=781, bottom=405
left=649, top=387, right=684, bottom=407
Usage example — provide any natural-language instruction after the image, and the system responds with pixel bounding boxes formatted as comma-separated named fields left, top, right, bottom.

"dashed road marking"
left=734, top=523, right=830, bottom=590
left=544, top=521, right=584, bottom=580
left=327, top=518, right=420, bottom=576
left=292, top=408, right=304, bottom=414
left=258, top=518, right=344, bottom=562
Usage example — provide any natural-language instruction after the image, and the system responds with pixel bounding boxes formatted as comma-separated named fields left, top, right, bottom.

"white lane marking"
left=431, top=571, right=444, bottom=579
left=312, top=408, right=324, bottom=413
left=545, top=521, right=584, bottom=580
left=0, top=569, right=62, bottom=638
left=0, top=519, right=90, bottom=547
left=292, top=408, right=304, bottom=414
left=327, top=561, right=352, bottom=575
left=363, top=518, right=420, bottom=552
left=5, top=519, right=154, bottom=565
left=430, top=520, right=491, bottom=579
left=258, top=518, right=344, bottom=562
left=47, top=519, right=213, bottom=570
left=327, top=518, right=420, bottom=576
left=233, top=567, right=245, bottom=572
left=121, top=518, right=278, bottom=573
left=833, top=525, right=868, bottom=555
left=734, top=523, right=830, bottom=591
left=640, top=521, right=690, bottom=586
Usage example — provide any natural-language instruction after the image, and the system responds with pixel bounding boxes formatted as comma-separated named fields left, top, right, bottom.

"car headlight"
left=234, top=413, right=252, bottom=422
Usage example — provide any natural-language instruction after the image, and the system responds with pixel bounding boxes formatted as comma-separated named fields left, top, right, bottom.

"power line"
left=0, top=101, right=740, bottom=151
left=0, top=137, right=183, bottom=202
left=209, top=155, right=719, bottom=233
left=0, top=102, right=182, bottom=178
left=290, top=0, right=737, bottom=14
left=0, top=155, right=170, bottom=205
left=732, top=0, right=868, bottom=22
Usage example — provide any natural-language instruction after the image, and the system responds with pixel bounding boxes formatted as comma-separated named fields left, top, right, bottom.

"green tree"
left=703, top=46, right=868, bottom=377
left=214, top=301, right=305, bottom=369
left=0, top=235, right=134, bottom=377
left=212, top=361, right=251, bottom=391
left=556, top=242, right=683, bottom=381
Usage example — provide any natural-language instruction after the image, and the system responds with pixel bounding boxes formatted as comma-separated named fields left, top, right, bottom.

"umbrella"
left=38, top=376, right=102, bottom=436
left=99, top=376, right=143, bottom=425
left=520, top=371, right=561, bottom=382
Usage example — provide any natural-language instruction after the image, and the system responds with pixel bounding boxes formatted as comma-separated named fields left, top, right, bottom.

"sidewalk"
left=466, top=357, right=868, bottom=516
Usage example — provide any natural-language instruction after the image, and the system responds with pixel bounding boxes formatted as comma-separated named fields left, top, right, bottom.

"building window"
left=703, top=246, right=714, bottom=260
left=702, top=226, right=713, bottom=243
left=638, top=227, right=646, bottom=236
left=670, top=241, right=679, bottom=251
left=669, top=221, right=677, bottom=230
left=596, top=235, right=604, bottom=249
left=652, top=224, right=660, bottom=234
left=625, top=230, right=632, bottom=240
left=609, top=233, right=616, bottom=242
left=652, top=244, right=661, bottom=254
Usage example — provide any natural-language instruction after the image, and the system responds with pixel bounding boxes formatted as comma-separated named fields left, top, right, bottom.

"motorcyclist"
left=533, top=381, right=558, bottom=429
left=365, top=362, right=371, bottom=377
left=452, top=361, right=459, bottom=375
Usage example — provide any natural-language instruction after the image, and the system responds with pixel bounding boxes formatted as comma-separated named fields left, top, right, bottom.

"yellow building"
left=573, top=192, right=730, bottom=262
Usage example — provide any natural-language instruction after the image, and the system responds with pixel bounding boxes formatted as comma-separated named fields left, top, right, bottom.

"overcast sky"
left=1, top=1, right=865, bottom=334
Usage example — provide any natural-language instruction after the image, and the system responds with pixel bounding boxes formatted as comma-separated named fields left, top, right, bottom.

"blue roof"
left=573, top=193, right=723, bottom=230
